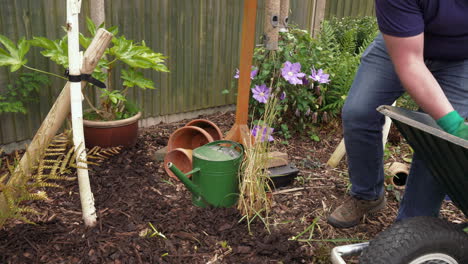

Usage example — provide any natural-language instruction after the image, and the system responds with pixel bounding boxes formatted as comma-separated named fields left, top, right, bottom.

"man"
left=327, top=0, right=468, bottom=228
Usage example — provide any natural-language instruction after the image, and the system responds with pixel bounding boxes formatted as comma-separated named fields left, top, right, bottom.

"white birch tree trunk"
left=67, top=0, right=97, bottom=227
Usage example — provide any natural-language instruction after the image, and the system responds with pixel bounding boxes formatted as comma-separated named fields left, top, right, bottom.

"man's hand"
left=437, top=111, right=468, bottom=140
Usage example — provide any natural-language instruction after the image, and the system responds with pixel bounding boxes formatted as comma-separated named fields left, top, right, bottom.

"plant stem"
left=290, top=216, right=319, bottom=241
left=23, top=65, right=67, bottom=80
left=83, top=93, right=105, bottom=119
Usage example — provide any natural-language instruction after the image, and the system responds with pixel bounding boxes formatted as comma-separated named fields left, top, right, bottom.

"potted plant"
left=31, top=18, right=169, bottom=147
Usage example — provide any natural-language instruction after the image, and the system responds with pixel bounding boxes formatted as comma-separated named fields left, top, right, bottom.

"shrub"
left=235, top=17, right=378, bottom=139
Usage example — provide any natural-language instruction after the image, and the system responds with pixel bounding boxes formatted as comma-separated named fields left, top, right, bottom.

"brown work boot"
left=327, top=195, right=386, bottom=228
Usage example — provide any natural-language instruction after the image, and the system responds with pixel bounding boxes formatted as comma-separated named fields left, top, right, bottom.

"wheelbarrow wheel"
left=359, top=216, right=468, bottom=264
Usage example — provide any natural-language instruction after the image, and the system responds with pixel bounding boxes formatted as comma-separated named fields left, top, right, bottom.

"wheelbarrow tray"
left=331, top=106, right=468, bottom=264
left=377, top=105, right=468, bottom=217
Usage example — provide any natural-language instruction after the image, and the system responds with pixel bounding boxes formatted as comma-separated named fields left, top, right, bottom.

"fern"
left=0, top=132, right=121, bottom=225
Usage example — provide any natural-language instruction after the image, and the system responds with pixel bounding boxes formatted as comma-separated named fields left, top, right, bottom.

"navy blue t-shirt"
left=375, top=0, right=468, bottom=60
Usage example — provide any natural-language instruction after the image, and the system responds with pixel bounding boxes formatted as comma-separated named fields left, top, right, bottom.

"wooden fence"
left=0, top=0, right=375, bottom=147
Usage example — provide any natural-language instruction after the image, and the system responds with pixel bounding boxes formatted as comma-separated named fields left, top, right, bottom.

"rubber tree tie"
left=64, top=68, right=106, bottom=88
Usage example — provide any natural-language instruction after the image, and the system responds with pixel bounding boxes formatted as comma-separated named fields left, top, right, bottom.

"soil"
left=0, top=110, right=465, bottom=264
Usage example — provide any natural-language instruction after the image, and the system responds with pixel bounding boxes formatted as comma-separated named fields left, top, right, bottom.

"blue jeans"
left=342, top=34, right=468, bottom=221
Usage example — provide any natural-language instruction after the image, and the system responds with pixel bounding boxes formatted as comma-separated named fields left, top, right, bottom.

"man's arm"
left=382, top=33, right=454, bottom=120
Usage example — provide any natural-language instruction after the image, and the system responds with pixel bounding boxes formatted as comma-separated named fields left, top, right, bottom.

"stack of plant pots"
left=164, top=119, right=223, bottom=179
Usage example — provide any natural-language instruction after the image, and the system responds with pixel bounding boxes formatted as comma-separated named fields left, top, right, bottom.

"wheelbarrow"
left=331, top=105, right=468, bottom=264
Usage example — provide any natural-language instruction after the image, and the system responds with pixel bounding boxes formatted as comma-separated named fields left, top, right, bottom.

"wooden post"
left=264, top=0, right=280, bottom=50
left=0, top=28, right=113, bottom=228
left=326, top=139, right=346, bottom=168
left=326, top=102, right=397, bottom=168
left=225, top=0, right=258, bottom=145
left=312, top=0, right=327, bottom=37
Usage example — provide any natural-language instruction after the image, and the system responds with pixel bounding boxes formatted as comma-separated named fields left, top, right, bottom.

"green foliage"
left=73, top=19, right=169, bottom=121
left=0, top=72, right=50, bottom=114
left=328, top=16, right=378, bottom=54
left=0, top=17, right=169, bottom=121
left=0, top=35, right=30, bottom=72
left=240, top=17, right=378, bottom=136
left=30, top=36, right=69, bottom=67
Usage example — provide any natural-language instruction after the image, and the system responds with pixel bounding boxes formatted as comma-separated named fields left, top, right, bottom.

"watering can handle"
left=207, top=140, right=245, bottom=152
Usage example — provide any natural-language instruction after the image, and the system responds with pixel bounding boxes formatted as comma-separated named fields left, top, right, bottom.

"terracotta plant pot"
left=385, top=162, right=409, bottom=189
left=164, top=148, right=193, bottom=180
left=185, top=119, right=223, bottom=141
left=83, top=112, right=142, bottom=148
left=167, top=126, right=214, bottom=151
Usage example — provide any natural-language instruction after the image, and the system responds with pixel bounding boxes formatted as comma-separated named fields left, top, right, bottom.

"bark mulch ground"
left=0, top=110, right=465, bottom=264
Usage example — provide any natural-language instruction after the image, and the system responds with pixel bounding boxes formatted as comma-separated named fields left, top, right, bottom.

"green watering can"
left=167, top=140, right=244, bottom=208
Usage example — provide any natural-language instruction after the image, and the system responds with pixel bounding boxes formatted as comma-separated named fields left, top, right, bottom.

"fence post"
left=312, top=0, right=327, bottom=37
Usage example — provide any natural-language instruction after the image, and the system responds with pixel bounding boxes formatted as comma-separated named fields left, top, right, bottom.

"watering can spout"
left=167, top=162, right=203, bottom=198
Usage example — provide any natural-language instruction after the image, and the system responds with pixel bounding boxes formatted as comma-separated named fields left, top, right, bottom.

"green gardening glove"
left=436, top=111, right=468, bottom=140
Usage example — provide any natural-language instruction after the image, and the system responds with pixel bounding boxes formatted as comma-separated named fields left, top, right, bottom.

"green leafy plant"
left=0, top=34, right=51, bottom=115
left=0, top=35, right=30, bottom=72
left=31, top=18, right=169, bottom=121
left=0, top=72, right=50, bottom=114
left=232, top=17, right=378, bottom=137
left=0, top=18, right=169, bottom=121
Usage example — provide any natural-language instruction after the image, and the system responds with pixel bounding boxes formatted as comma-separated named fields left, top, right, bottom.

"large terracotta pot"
left=164, top=148, right=193, bottom=179
left=83, top=112, right=142, bottom=148
left=185, top=119, right=223, bottom=141
left=167, top=126, right=214, bottom=152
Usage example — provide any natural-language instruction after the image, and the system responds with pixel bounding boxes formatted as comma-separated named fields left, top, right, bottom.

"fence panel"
left=0, top=0, right=372, bottom=146
left=325, top=0, right=375, bottom=18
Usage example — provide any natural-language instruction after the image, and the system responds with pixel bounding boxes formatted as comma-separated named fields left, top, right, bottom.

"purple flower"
left=281, top=61, right=306, bottom=85
left=251, top=84, right=270, bottom=103
left=250, top=68, right=259, bottom=79
left=251, top=125, right=274, bottom=142
left=280, top=91, right=286, bottom=100
left=305, top=108, right=311, bottom=116
left=309, top=68, right=330, bottom=84
left=234, top=67, right=258, bottom=80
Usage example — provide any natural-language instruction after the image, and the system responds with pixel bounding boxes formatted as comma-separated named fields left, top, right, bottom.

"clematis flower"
left=309, top=68, right=330, bottom=84
left=280, top=91, right=286, bottom=100
left=234, top=67, right=258, bottom=80
left=251, top=84, right=270, bottom=103
left=251, top=125, right=274, bottom=142
left=281, top=61, right=306, bottom=85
